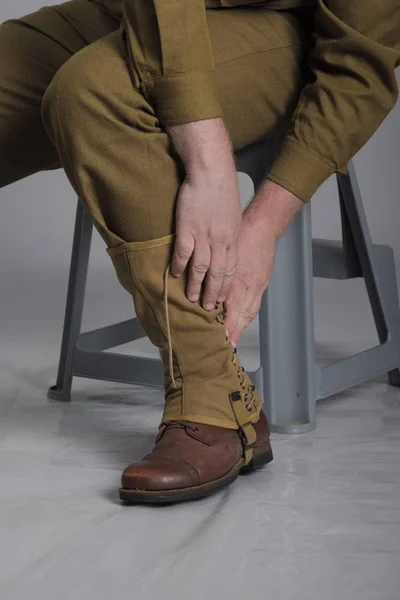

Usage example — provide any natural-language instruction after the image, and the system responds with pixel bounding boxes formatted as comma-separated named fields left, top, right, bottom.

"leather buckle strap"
left=229, top=390, right=257, bottom=465
left=237, top=425, right=256, bottom=465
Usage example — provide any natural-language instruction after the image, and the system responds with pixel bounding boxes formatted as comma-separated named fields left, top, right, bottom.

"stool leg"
left=338, top=164, right=400, bottom=386
left=259, top=203, right=317, bottom=433
left=376, top=246, right=400, bottom=386
left=48, top=199, right=92, bottom=401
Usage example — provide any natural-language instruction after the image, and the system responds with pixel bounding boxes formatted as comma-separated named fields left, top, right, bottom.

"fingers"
left=171, top=227, right=238, bottom=310
left=171, top=228, right=195, bottom=277
left=186, top=242, right=211, bottom=302
left=202, top=242, right=228, bottom=310
left=230, top=294, right=262, bottom=347
left=172, top=229, right=238, bottom=309
left=225, top=276, right=263, bottom=347
left=217, top=244, right=238, bottom=303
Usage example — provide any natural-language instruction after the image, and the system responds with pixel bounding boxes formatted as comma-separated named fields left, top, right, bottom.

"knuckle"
left=191, top=262, right=209, bottom=274
left=176, top=245, right=193, bottom=261
left=208, top=269, right=225, bottom=282
left=224, top=266, right=237, bottom=279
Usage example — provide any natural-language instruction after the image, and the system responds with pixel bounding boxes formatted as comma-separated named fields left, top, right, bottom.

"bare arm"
left=166, top=118, right=234, bottom=178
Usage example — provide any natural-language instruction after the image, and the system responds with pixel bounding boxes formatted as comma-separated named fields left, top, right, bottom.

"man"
left=1, top=0, right=399, bottom=504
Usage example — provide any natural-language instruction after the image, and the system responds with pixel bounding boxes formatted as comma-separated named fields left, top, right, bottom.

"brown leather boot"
left=120, top=410, right=273, bottom=504
left=107, top=234, right=273, bottom=503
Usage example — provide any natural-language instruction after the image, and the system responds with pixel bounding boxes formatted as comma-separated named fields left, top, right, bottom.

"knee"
left=41, top=45, right=105, bottom=142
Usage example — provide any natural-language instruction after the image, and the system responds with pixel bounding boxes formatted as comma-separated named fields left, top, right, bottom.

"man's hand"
left=224, top=179, right=304, bottom=347
left=171, top=167, right=242, bottom=308
left=167, top=118, right=242, bottom=309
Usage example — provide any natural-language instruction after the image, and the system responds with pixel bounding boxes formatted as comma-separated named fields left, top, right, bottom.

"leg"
left=0, top=0, right=120, bottom=188
left=41, top=8, right=307, bottom=502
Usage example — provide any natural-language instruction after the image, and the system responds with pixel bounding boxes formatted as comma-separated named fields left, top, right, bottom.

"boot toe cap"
left=121, top=460, right=197, bottom=492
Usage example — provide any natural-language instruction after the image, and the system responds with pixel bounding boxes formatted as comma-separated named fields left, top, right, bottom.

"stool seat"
left=48, top=136, right=400, bottom=433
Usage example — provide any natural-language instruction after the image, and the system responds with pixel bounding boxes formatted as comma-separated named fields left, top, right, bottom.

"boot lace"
left=215, top=307, right=257, bottom=413
left=156, top=420, right=199, bottom=443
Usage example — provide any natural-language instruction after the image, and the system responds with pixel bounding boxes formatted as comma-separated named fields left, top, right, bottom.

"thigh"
left=208, top=6, right=309, bottom=150
left=0, top=0, right=120, bottom=188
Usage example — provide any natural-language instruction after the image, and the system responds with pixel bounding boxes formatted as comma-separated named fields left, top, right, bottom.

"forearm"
left=168, top=120, right=303, bottom=240
left=244, top=179, right=304, bottom=240
left=167, top=118, right=236, bottom=178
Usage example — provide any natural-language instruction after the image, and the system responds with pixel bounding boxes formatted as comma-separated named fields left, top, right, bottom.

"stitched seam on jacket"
left=132, top=44, right=302, bottom=91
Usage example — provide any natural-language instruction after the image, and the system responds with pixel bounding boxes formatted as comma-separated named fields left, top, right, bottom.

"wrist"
left=243, top=179, right=304, bottom=241
left=167, top=118, right=234, bottom=177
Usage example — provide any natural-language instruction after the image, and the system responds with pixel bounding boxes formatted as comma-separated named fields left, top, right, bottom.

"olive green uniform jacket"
left=87, top=1, right=400, bottom=201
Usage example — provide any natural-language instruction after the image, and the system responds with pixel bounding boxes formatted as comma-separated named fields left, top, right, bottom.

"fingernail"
left=231, top=341, right=236, bottom=348
left=189, top=295, right=199, bottom=302
left=225, top=329, right=230, bottom=339
left=205, top=302, right=214, bottom=311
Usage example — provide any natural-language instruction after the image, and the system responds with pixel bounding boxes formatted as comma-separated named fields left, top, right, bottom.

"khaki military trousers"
left=0, top=0, right=307, bottom=432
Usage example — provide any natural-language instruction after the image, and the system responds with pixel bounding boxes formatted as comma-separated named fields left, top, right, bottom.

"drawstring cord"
left=164, top=263, right=177, bottom=389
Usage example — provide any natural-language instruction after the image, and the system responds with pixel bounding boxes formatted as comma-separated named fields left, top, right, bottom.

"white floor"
left=1, top=262, right=400, bottom=600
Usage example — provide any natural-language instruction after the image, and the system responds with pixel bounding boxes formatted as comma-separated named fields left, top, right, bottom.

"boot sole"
left=119, top=443, right=273, bottom=505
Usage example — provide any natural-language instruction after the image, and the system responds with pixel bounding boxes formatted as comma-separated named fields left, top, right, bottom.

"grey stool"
left=48, top=136, right=400, bottom=433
